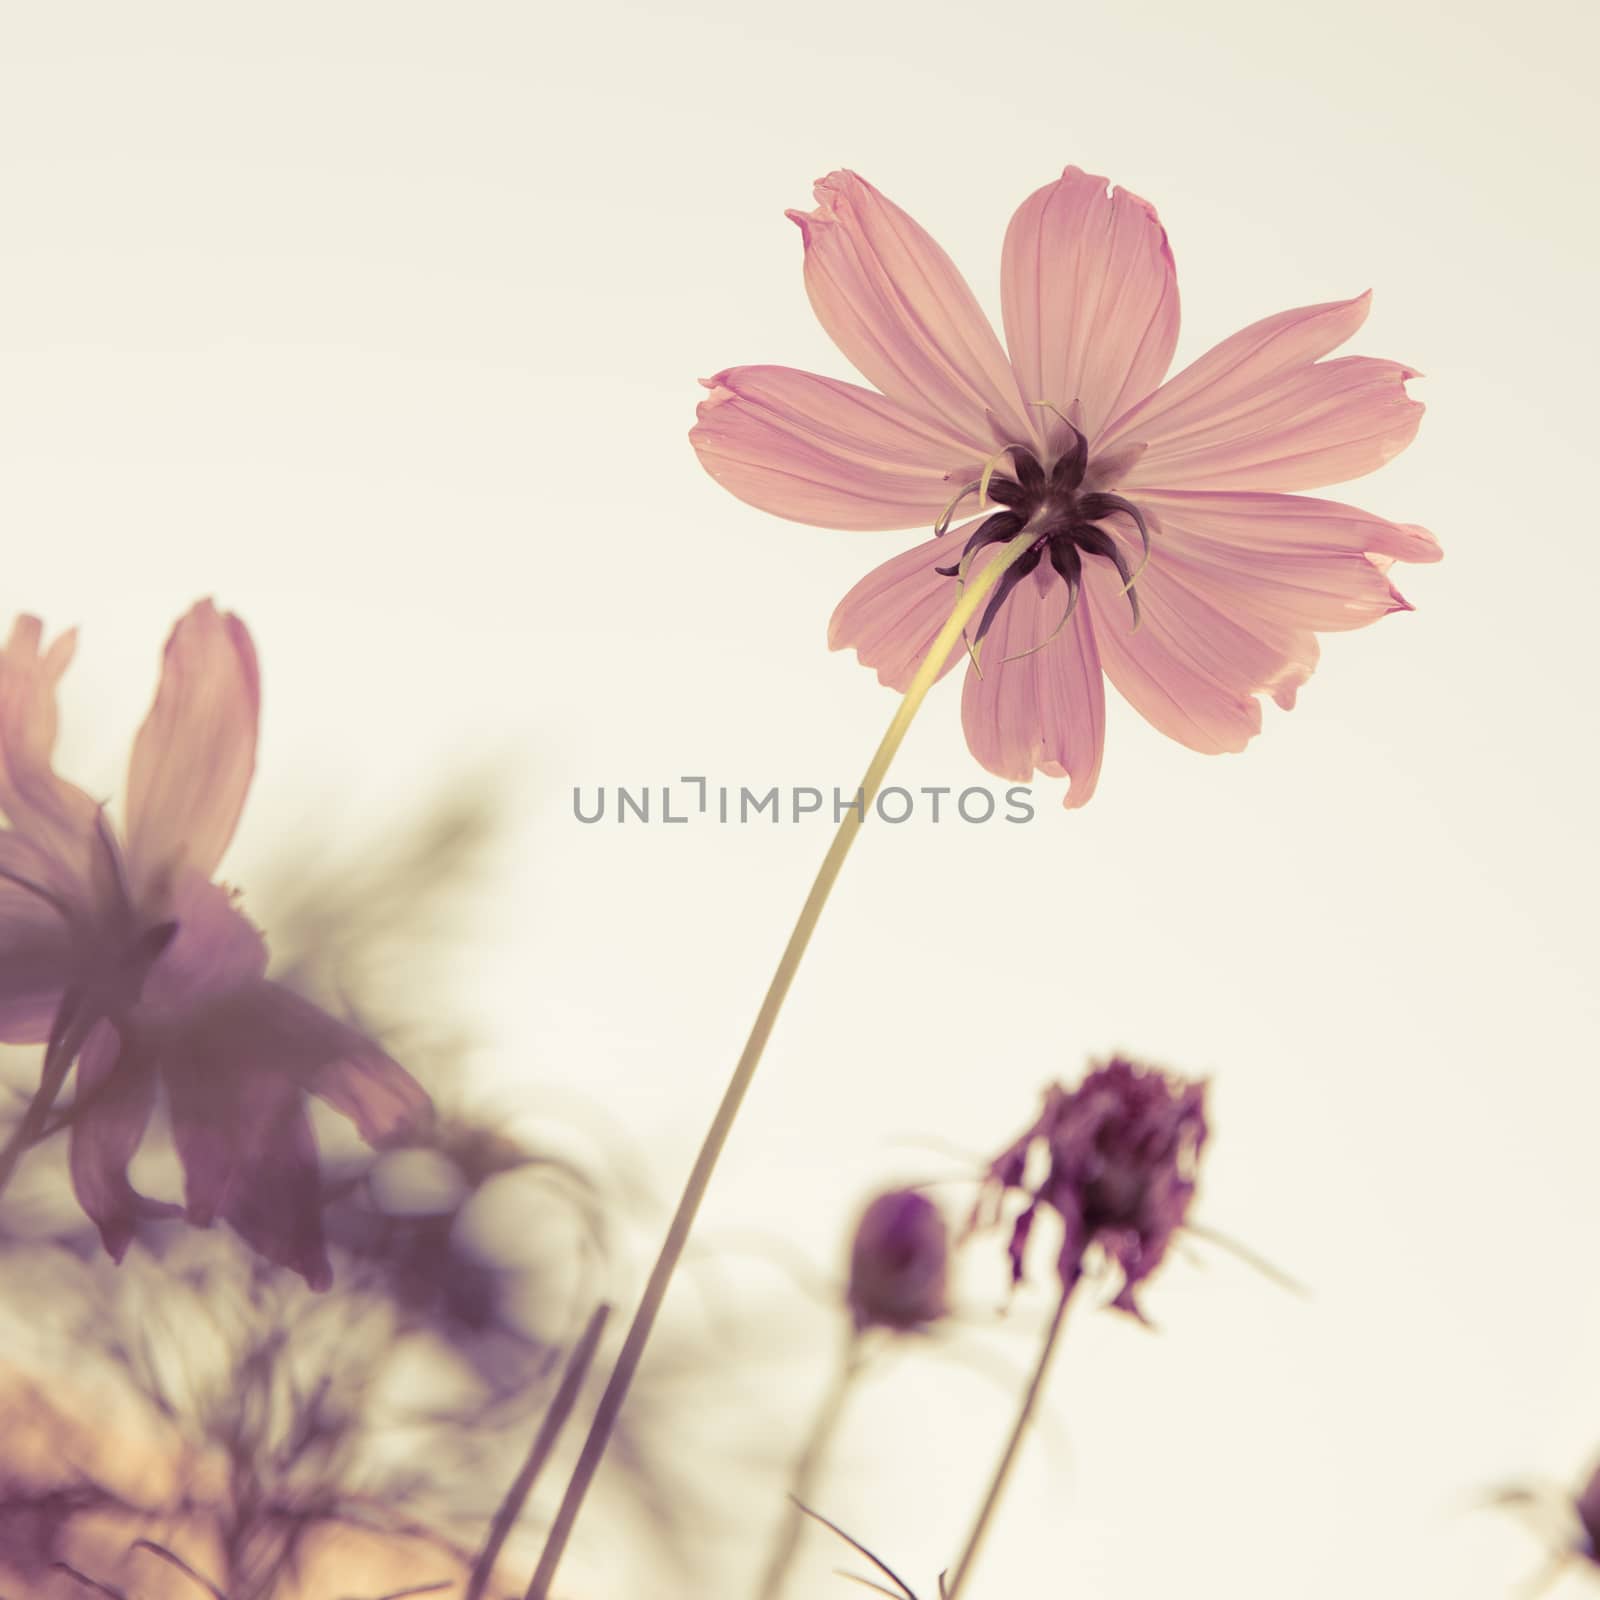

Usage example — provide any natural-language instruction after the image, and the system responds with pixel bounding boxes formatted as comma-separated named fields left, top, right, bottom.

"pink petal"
left=0, top=833, right=75, bottom=1043
left=1138, top=490, right=1439, bottom=633
left=166, top=1051, right=332, bottom=1289
left=1102, top=294, right=1423, bottom=492
left=137, top=870, right=269, bottom=1019
left=125, top=601, right=260, bottom=903
left=1141, top=489, right=1440, bottom=566
left=789, top=171, right=1034, bottom=447
left=959, top=546, right=1106, bottom=807
left=1085, top=552, right=1276, bottom=756
left=828, top=518, right=988, bottom=691
left=691, top=365, right=970, bottom=530
left=1001, top=167, right=1179, bottom=440
left=171, top=978, right=430, bottom=1148
left=68, top=1019, right=177, bottom=1261
left=0, top=618, right=102, bottom=892
left=217, top=1087, right=332, bottom=1291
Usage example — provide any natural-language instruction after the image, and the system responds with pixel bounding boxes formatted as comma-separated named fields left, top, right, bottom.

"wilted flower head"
left=980, top=1057, right=1207, bottom=1318
left=692, top=167, right=1440, bottom=807
left=0, top=603, right=430, bottom=1287
left=846, top=1187, right=949, bottom=1332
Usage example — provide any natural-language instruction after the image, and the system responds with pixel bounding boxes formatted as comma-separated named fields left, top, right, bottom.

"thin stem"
left=524, top=536, right=1039, bottom=1600
left=466, top=1303, right=611, bottom=1600
left=0, top=999, right=87, bottom=1201
left=754, top=1329, right=866, bottom=1600
left=943, top=1277, right=1076, bottom=1600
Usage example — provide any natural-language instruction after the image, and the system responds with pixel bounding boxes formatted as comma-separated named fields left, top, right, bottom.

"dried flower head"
left=979, top=1056, right=1207, bottom=1318
left=846, top=1187, right=949, bottom=1332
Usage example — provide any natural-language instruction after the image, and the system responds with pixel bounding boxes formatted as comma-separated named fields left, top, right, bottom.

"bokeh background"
left=2, top=0, right=1597, bottom=1595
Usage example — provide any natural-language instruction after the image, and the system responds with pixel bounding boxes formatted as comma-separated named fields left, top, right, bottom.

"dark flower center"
left=935, top=424, right=1150, bottom=649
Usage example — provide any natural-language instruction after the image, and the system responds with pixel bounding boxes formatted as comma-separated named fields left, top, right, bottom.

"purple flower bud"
left=846, top=1188, right=949, bottom=1332
left=979, top=1056, right=1208, bottom=1319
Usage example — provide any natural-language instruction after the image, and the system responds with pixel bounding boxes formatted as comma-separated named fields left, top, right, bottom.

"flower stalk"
left=754, top=1328, right=867, bottom=1600
left=943, top=1274, right=1077, bottom=1600
left=466, top=1303, right=610, bottom=1600
left=524, top=534, right=1041, bottom=1600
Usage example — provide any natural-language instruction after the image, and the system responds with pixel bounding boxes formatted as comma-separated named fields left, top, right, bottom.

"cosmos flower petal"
left=1085, top=556, right=1270, bottom=755
left=828, top=519, right=989, bottom=690
left=67, top=1020, right=178, bottom=1261
left=126, top=600, right=260, bottom=900
left=960, top=545, right=1105, bottom=807
left=1100, top=293, right=1373, bottom=449
left=181, top=979, right=431, bottom=1148
left=1138, top=490, right=1435, bottom=634
left=217, top=1081, right=334, bottom=1292
left=0, top=618, right=102, bottom=891
left=1001, top=166, right=1180, bottom=439
left=789, top=170, right=1033, bottom=445
left=1123, top=357, right=1423, bottom=492
left=691, top=365, right=970, bottom=530
left=166, top=1048, right=333, bottom=1289
left=1141, top=488, right=1440, bottom=565
left=1099, top=293, right=1422, bottom=491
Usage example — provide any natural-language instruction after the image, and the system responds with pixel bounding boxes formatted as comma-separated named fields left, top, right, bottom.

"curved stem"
left=524, top=536, right=1039, bottom=1600
left=754, top=1329, right=866, bottom=1600
left=943, top=1277, right=1075, bottom=1600
left=466, top=1303, right=611, bottom=1600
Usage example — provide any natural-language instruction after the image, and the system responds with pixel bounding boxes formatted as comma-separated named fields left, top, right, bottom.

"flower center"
left=935, top=424, right=1150, bottom=649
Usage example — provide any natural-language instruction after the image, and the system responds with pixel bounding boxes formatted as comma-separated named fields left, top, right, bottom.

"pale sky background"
left=2, top=1, right=1597, bottom=1597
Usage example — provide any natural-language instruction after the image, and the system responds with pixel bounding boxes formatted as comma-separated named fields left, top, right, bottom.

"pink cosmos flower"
left=691, top=167, right=1441, bottom=806
left=0, top=602, right=430, bottom=1287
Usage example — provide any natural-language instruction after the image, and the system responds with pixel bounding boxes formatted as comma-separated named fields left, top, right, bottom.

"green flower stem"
left=524, top=534, right=1040, bottom=1600
left=466, top=1302, right=610, bottom=1600
left=944, top=1277, right=1076, bottom=1600
left=754, top=1328, right=867, bottom=1600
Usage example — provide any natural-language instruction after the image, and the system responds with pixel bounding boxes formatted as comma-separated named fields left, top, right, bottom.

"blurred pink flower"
left=692, top=167, right=1440, bottom=806
left=0, top=602, right=430, bottom=1287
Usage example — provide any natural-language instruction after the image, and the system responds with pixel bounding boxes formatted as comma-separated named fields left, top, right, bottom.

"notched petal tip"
left=787, top=169, right=871, bottom=240
left=1392, top=522, right=1443, bottom=563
